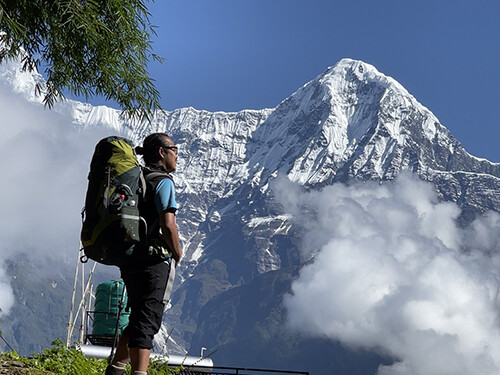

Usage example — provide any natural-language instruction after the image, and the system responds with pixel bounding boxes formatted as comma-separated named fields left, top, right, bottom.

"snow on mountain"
left=4, top=50, right=500, bottom=292
left=245, top=58, right=499, bottom=189
left=4, top=52, right=497, bottom=198
left=0, top=54, right=46, bottom=103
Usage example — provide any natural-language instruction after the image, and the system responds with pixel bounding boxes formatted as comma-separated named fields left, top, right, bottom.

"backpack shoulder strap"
left=141, top=167, right=173, bottom=202
left=145, top=171, right=173, bottom=184
left=142, top=165, right=173, bottom=187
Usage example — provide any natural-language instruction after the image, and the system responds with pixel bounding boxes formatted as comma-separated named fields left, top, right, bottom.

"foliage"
left=148, top=358, right=179, bottom=375
left=0, top=0, right=163, bottom=120
left=0, top=339, right=107, bottom=374
left=0, top=339, right=179, bottom=375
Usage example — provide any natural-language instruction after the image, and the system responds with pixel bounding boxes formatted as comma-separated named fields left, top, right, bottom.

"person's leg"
left=105, top=333, right=129, bottom=375
left=120, top=262, right=170, bottom=373
left=113, top=333, right=130, bottom=364
left=129, top=347, right=151, bottom=372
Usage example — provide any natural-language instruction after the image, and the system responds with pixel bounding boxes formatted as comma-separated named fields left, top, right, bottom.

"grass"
left=0, top=339, right=178, bottom=375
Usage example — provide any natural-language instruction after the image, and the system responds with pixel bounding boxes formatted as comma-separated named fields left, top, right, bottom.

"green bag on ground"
left=92, top=280, right=129, bottom=336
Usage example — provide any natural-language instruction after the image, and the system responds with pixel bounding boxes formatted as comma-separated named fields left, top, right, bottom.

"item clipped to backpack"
left=81, top=136, right=146, bottom=266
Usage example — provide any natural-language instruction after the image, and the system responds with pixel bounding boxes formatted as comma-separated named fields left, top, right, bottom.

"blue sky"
left=99, top=1, right=500, bottom=162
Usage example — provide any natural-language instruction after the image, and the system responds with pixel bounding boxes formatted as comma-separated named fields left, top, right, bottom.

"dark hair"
left=135, top=133, right=171, bottom=165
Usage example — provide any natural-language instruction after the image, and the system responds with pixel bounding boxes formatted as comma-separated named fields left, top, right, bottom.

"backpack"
left=80, top=136, right=145, bottom=266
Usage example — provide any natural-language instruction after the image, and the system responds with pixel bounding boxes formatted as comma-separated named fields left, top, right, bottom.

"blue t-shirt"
left=154, top=178, right=178, bottom=214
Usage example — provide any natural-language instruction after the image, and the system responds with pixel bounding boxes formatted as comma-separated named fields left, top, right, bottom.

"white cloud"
left=0, top=265, right=14, bottom=316
left=0, top=82, right=112, bottom=316
left=276, top=173, right=500, bottom=375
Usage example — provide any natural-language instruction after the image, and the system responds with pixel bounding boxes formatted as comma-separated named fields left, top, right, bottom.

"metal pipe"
left=79, top=344, right=214, bottom=370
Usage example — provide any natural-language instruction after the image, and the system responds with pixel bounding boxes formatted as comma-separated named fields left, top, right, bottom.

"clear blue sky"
left=100, top=0, right=500, bottom=162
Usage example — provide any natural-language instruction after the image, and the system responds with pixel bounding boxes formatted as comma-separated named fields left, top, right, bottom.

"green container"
left=92, top=280, right=129, bottom=335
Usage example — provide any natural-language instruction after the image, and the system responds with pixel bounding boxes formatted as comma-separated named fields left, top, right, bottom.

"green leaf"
left=0, top=0, right=164, bottom=121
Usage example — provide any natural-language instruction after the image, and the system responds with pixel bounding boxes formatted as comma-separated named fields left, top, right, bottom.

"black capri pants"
left=120, top=260, right=170, bottom=349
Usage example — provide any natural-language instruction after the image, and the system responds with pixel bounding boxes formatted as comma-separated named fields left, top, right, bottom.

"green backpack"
left=80, top=136, right=145, bottom=266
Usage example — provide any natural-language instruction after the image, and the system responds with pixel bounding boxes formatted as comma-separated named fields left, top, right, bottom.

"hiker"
left=106, top=133, right=183, bottom=375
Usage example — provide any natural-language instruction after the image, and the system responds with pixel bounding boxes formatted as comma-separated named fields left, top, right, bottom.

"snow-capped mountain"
left=2, top=54, right=500, bottom=374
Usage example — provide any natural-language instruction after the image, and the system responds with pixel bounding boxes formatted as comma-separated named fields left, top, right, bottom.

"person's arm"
left=159, top=211, right=182, bottom=265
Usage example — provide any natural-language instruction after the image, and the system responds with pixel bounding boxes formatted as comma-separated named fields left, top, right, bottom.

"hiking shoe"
left=105, top=363, right=126, bottom=375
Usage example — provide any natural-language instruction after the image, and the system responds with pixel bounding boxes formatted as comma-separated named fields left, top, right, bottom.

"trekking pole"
left=0, top=330, right=15, bottom=352
left=109, top=281, right=127, bottom=364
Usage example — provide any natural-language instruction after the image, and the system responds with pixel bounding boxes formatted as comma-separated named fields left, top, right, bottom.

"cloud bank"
left=276, top=173, right=500, bottom=375
left=0, top=82, right=112, bottom=317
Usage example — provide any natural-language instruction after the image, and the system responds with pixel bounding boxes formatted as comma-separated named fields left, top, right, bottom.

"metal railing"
left=83, top=309, right=130, bottom=347
left=178, top=365, right=309, bottom=375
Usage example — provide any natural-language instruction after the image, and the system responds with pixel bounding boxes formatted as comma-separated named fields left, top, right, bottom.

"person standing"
left=106, top=133, right=182, bottom=375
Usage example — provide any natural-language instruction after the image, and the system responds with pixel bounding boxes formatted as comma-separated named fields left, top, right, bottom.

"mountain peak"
left=245, top=58, right=430, bottom=185
left=315, top=58, right=411, bottom=101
